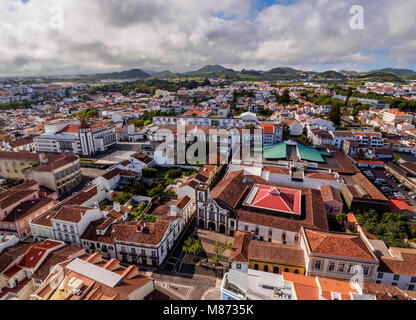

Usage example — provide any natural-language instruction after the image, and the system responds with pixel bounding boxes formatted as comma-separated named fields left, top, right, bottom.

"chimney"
left=136, top=221, right=145, bottom=232
left=39, top=153, right=48, bottom=164
left=114, top=202, right=121, bottom=212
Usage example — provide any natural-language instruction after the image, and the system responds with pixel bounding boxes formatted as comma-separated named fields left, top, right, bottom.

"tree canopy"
left=182, top=237, right=203, bottom=256
left=328, top=102, right=342, bottom=127
left=355, top=209, right=410, bottom=248
left=77, top=108, right=99, bottom=119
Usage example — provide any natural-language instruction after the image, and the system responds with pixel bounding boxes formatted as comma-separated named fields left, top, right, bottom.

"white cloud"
left=0, top=0, right=415, bottom=76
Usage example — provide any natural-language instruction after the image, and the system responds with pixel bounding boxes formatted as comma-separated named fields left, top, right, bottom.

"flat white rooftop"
left=66, top=258, right=123, bottom=288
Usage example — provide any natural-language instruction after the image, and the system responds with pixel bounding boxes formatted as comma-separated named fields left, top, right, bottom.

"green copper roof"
left=296, top=142, right=330, bottom=163
left=263, top=142, right=287, bottom=160
left=262, top=141, right=330, bottom=163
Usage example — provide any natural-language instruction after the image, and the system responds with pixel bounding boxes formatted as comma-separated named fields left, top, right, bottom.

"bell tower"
left=79, top=119, right=93, bottom=156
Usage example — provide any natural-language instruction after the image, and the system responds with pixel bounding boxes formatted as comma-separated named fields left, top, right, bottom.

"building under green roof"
left=262, top=141, right=331, bottom=163
left=263, top=143, right=287, bottom=160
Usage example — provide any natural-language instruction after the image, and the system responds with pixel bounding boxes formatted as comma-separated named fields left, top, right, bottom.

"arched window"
left=284, top=268, right=289, bottom=272
left=263, top=265, right=269, bottom=272
left=294, top=269, right=299, bottom=274
left=254, top=264, right=259, bottom=270
left=273, top=266, right=279, bottom=274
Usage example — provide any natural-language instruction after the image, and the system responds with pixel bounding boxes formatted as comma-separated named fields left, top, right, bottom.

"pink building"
left=0, top=181, right=56, bottom=240
left=0, top=181, right=40, bottom=221
left=320, top=185, right=343, bottom=217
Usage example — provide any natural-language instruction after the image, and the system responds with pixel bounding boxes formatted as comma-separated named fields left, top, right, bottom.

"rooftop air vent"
left=243, top=177, right=252, bottom=185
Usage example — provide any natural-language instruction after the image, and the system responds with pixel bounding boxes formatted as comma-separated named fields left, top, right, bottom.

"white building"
left=376, top=247, right=416, bottom=292
left=305, top=119, right=335, bottom=133
left=30, top=184, right=107, bottom=242
left=34, top=119, right=118, bottom=156
left=52, top=206, right=103, bottom=246
left=153, top=114, right=258, bottom=128
left=300, top=227, right=379, bottom=282
left=282, top=120, right=304, bottom=136
left=382, top=109, right=413, bottom=125
left=81, top=214, right=183, bottom=268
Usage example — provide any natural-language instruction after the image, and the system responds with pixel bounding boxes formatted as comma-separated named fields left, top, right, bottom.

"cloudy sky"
left=1, top=0, right=416, bottom=76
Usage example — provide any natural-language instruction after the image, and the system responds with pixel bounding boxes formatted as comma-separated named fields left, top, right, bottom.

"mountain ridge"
left=75, top=65, right=415, bottom=82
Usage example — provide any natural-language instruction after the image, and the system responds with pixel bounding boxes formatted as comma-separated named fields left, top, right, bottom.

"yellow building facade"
left=249, top=259, right=305, bottom=275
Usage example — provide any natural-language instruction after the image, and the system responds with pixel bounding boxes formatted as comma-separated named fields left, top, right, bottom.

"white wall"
left=267, top=172, right=344, bottom=191
left=177, top=186, right=196, bottom=202
left=376, top=272, right=416, bottom=291
left=237, top=222, right=300, bottom=245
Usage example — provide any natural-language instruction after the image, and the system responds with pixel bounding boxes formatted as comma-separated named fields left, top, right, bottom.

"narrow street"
left=139, top=218, right=227, bottom=300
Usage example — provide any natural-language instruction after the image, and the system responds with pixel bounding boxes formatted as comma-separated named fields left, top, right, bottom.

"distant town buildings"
left=2, top=77, right=416, bottom=301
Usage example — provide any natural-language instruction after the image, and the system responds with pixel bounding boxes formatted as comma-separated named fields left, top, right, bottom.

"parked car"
left=396, top=193, right=406, bottom=200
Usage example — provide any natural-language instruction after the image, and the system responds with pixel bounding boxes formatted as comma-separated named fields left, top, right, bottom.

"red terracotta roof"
left=282, top=272, right=320, bottom=300
left=2, top=198, right=54, bottom=222
left=18, top=240, right=62, bottom=269
left=34, top=154, right=79, bottom=173
left=303, top=228, right=377, bottom=261
left=243, top=184, right=302, bottom=216
left=31, top=185, right=98, bottom=227
left=175, top=196, right=191, bottom=210
left=379, top=247, right=416, bottom=276
left=229, top=231, right=251, bottom=263
left=389, top=200, right=416, bottom=213
left=54, top=206, right=91, bottom=223
left=320, top=185, right=342, bottom=204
